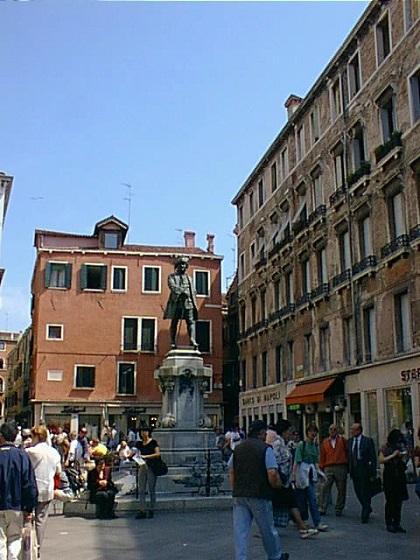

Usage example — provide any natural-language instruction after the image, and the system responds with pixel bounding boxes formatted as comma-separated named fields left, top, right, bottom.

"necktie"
left=353, top=438, right=359, bottom=465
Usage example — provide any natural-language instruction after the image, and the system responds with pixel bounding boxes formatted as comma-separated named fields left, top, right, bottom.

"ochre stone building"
left=232, top=0, right=420, bottom=447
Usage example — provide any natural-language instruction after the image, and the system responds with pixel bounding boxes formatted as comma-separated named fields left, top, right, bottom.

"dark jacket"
left=348, top=435, right=377, bottom=478
left=232, top=438, right=273, bottom=500
left=87, top=466, right=115, bottom=503
left=0, top=443, right=38, bottom=512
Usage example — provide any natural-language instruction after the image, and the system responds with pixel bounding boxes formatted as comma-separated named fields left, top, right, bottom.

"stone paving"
left=42, top=485, right=419, bottom=560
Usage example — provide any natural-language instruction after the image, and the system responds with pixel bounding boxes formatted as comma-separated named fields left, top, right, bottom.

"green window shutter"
left=65, top=264, right=72, bottom=289
left=80, top=265, right=88, bottom=290
left=100, top=265, right=107, bottom=290
left=45, top=263, right=52, bottom=288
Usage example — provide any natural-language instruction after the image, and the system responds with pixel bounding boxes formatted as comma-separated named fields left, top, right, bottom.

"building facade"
left=4, top=328, right=31, bottom=425
left=222, top=275, right=240, bottom=429
left=0, top=331, right=20, bottom=422
left=31, top=216, right=223, bottom=435
left=0, top=171, right=13, bottom=287
left=232, top=0, right=420, bottom=448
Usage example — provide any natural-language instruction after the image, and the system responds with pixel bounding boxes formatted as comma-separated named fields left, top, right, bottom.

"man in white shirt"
left=27, top=426, right=61, bottom=555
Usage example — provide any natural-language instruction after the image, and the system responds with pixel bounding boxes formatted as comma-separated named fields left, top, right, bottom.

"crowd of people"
left=228, top=419, right=420, bottom=560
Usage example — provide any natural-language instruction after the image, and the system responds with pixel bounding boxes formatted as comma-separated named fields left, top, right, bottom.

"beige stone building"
left=232, top=0, right=420, bottom=448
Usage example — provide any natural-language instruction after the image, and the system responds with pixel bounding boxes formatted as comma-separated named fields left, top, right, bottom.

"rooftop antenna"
left=175, top=228, right=183, bottom=245
left=121, top=183, right=134, bottom=242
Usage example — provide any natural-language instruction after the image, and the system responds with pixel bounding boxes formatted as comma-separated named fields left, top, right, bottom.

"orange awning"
left=286, top=378, right=336, bottom=405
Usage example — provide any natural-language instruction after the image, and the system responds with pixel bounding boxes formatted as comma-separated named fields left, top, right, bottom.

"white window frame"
left=196, top=319, right=212, bottom=354
left=193, top=269, right=211, bottom=297
left=329, top=76, right=343, bottom=122
left=82, top=262, right=107, bottom=292
left=73, top=364, right=95, bottom=389
left=142, top=265, right=161, bottom=294
left=407, top=65, right=420, bottom=126
left=103, top=231, right=120, bottom=250
left=140, top=317, right=158, bottom=353
left=47, top=370, right=63, bottom=382
left=347, top=50, right=362, bottom=101
left=363, top=306, right=377, bottom=361
left=47, top=260, right=70, bottom=290
left=375, top=9, right=392, bottom=68
left=46, top=324, right=64, bottom=341
left=116, top=361, right=137, bottom=396
left=111, top=265, right=128, bottom=292
left=121, top=316, right=141, bottom=352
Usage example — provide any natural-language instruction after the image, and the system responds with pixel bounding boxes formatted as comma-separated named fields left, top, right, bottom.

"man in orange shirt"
left=319, top=424, right=348, bottom=516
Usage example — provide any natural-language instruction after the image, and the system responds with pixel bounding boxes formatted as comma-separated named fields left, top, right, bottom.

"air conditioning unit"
left=305, top=404, right=316, bottom=414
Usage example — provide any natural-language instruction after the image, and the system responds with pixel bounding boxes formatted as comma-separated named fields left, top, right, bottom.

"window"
left=296, top=125, right=305, bottom=161
left=348, top=52, right=361, bottom=99
left=238, top=205, right=244, bottom=229
left=273, top=279, right=281, bottom=311
left=0, top=342, right=4, bottom=351
left=386, top=387, right=412, bottom=434
left=258, top=180, right=264, bottom=208
left=0, top=359, right=4, bottom=369
left=251, top=296, right=257, bottom=326
left=363, top=306, right=377, bottom=361
left=104, top=232, right=119, bottom=249
left=339, top=229, right=351, bottom=272
left=301, top=257, right=311, bottom=295
left=275, top=346, right=283, bottom=383
left=352, top=123, right=366, bottom=170
left=249, top=190, right=255, bottom=216
left=271, top=162, right=278, bottom=193
left=194, top=270, right=210, bottom=296
left=286, top=341, right=294, bottom=380
left=395, top=291, right=411, bottom=352
left=310, top=108, right=320, bottom=144
left=333, top=144, right=345, bottom=189
left=262, top=351, right=268, bottom=386
left=80, top=264, right=107, bottom=290
left=239, top=252, right=245, bottom=280
left=280, top=147, right=289, bottom=180
left=141, top=318, right=156, bottom=352
left=117, top=363, right=136, bottom=395
left=112, top=266, right=127, bottom=291
left=285, top=271, right=294, bottom=305
left=240, top=360, right=247, bottom=391
left=240, top=303, right=246, bottom=333
left=343, top=317, right=354, bottom=366
left=317, top=247, right=327, bottom=284
left=45, top=262, right=72, bottom=289
left=319, top=325, right=330, bottom=371
left=388, top=191, right=405, bottom=239
left=330, top=78, right=342, bottom=120
left=376, top=12, right=391, bottom=65
left=123, top=317, right=138, bottom=351
left=358, top=215, right=373, bottom=259
left=260, top=290, right=266, bottom=321
left=378, top=89, right=396, bottom=142
left=143, top=266, right=160, bottom=293
left=74, top=365, right=95, bottom=389
left=47, top=370, right=63, bottom=382
left=0, top=378, right=3, bottom=392
left=46, top=324, right=63, bottom=340
left=250, top=242, right=256, bottom=264
left=304, top=334, right=313, bottom=376
left=312, top=168, right=323, bottom=208
left=196, top=320, right=211, bottom=353
left=252, top=356, right=258, bottom=388
left=409, top=69, right=420, bottom=124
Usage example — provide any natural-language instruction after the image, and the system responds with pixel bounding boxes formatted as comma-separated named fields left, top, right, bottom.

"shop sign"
left=400, top=367, right=420, bottom=383
left=241, top=389, right=282, bottom=408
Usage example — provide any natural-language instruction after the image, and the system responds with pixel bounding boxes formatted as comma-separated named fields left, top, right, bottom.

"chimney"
left=285, top=94, right=303, bottom=120
left=184, top=231, right=196, bottom=248
left=206, top=234, right=215, bottom=254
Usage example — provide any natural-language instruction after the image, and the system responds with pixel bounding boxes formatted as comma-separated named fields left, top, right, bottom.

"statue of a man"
left=164, top=256, right=198, bottom=349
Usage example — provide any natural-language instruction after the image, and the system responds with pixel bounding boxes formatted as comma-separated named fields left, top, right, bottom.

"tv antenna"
left=121, top=183, right=134, bottom=242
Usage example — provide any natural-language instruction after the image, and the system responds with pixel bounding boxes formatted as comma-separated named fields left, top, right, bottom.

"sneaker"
left=299, top=529, right=318, bottom=539
left=316, top=523, right=328, bottom=532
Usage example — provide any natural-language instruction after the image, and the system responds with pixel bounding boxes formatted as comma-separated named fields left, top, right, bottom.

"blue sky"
left=0, top=0, right=368, bottom=332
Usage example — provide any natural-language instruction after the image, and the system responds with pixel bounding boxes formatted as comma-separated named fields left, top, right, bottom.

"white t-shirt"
left=27, top=442, right=61, bottom=502
left=225, top=430, right=242, bottom=451
left=69, top=439, right=83, bottom=462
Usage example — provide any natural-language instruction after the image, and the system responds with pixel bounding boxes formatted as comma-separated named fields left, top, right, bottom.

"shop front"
left=239, top=385, right=285, bottom=432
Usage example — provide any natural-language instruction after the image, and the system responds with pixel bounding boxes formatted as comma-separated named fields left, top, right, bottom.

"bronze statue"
left=164, top=256, right=198, bottom=349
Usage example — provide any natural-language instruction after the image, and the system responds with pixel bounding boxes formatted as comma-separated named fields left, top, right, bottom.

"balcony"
left=329, top=185, right=347, bottom=206
left=292, top=217, right=309, bottom=236
left=311, top=282, right=330, bottom=300
left=374, top=131, right=402, bottom=164
left=295, top=293, right=312, bottom=309
left=268, top=232, right=293, bottom=258
left=347, top=161, right=371, bottom=189
left=381, top=234, right=410, bottom=259
left=409, top=224, right=420, bottom=243
left=308, top=204, right=327, bottom=225
left=332, top=268, right=351, bottom=288
left=255, top=255, right=267, bottom=270
left=352, top=255, right=377, bottom=276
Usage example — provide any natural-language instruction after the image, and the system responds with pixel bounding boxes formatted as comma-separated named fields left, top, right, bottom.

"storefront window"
left=367, top=391, right=379, bottom=451
left=386, top=387, right=412, bottom=434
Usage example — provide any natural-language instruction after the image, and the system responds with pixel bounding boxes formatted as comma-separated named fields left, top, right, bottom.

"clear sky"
left=0, top=0, right=368, bottom=332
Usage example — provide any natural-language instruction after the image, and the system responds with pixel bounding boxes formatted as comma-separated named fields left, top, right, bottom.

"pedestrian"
left=77, top=426, right=90, bottom=461
left=379, top=429, right=409, bottom=533
left=293, top=423, right=328, bottom=532
left=90, top=437, right=108, bottom=459
left=224, top=424, right=243, bottom=458
left=27, top=425, right=61, bottom=557
left=414, top=427, right=420, bottom=500
left=318, top=424, right=348, bottom=516
left=270, top=419, right=318, bottom=539
left=348, top=423, right=377, bottom=523
left=0, top=422, right=38, bottom=560
left=229, top=419, right=289, bottom=560
left=87, top=458, right=117, bottom=519
left=66, top=431, right=83, bottom=466
left=135, top=427, right=161, bottom=519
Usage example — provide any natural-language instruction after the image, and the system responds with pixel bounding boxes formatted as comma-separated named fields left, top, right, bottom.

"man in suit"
left=348, top=423, right=377, bottom=523
left=164, top=257, right=198, bottom=348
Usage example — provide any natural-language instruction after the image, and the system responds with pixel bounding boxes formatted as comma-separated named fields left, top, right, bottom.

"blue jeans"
left=233, top=497, right=282, bottom=560
left=295, top=481, right=321, bottom=527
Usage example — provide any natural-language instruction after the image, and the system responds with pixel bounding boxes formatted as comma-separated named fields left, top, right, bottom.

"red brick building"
left=31, top=216, right=223, bottom=435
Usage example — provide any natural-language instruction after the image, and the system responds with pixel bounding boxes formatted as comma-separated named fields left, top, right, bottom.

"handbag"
left=150, top=457, right=168, bottom=476
left=369, top=476, right=382, bottom=497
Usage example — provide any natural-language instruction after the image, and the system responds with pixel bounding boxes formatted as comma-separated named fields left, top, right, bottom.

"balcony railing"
left=409, top=224, right=420, bottom=242
left=332, top=268, right=352, bottom=288
left=381, top=234, right=410, bottom=259
left=292, top=217, right=309, bottom=236
left=268, top=232, right=293, bottom=258
left=347, top=161, right=371, bottom=188
left=352, top=255, right=377, bottom=275
left=308, top=204, right=326, bottom=224
left=295, top=293, right=312, bottom=308
left=374, top=131, right=402, bottom=164
left=311, top=282, right=329, bottom=299
left=329, top=185, right=347, bottom=206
